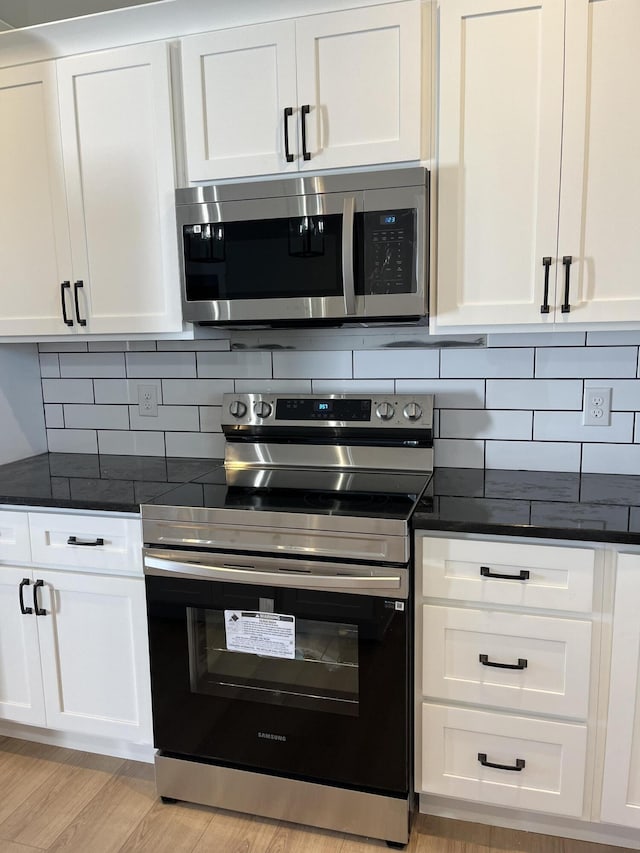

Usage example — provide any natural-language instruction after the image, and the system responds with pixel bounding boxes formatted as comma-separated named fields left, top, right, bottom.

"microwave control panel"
left=364, top=208, right=416, bottom=295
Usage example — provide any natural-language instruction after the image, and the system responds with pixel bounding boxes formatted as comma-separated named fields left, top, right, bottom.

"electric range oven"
left=142, top=393, right=433, bottom=848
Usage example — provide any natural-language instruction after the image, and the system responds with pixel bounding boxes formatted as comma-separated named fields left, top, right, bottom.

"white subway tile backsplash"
left=273, top=351, right=352, bottom=379
left=486, top=379, right=583, bottom=410
left=39, top=353, right=60, bottom=378
left=353, top=349, right=439, bottom=378
left=197, top=351, right=272, bottom=378
left=487, top=332, right=586, bottom=348
left=129, top=405, right=200, bottom=432
left=440, top=410, right=532, bottom=440
left=441, top=348, right=534, bottom=378
left=60, top=352, right=126, bottom=378
left=97, top=430, right=165, bottom=456
left=587, top=331, right=640, bottom=346
left=582, top=444, right=640, bottom=475
left=39, top=342, right=88, bottom=352
left=126, top=351, right=196, bottom=378
left=63, top=404, right=130, bottom=431
left=635, top=414, right=640, bottom=443
left=87, top=341, right=157, bottom=351
left=157, top=339, right=230, bottom=351
left=165, top=432, right=225, bottom=458
left=44, top=404, right=64, bottom=429
left=200, top=407, right=223, bottom=433
left=535, top=347, right=638, bottom=378
left=485, top=441, right=581, bottom=472
left=434, top=439, right=484, bottom=468
left=312, top=380, right=395, bottom=394
left=396, top=379, right=484, bottom=408
left=534, top=411, right=634, bottom=443
left=42, top=378, right=94, bottom=404
left=94, top=378, right=163, bottom=405
left=235, top=379, right=312, bottom=394
left=162, top=379, right=233, bottom=405
left=600, top=380, right=640, bottom=411
left=47, top=428, right=98, bottom=454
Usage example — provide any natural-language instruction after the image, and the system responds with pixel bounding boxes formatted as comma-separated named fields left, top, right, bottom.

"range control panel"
left=222, top=393, right=434, bottom=429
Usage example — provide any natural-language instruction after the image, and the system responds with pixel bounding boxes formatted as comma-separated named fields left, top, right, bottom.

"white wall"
left=0, top=345, right=47, bottom=464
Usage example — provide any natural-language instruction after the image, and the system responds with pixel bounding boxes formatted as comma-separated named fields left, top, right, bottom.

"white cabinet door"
left=601, top=553, right=640, bottom=828
left=57, top=43, right=182, bottom=335
left=0, top=569, right=46, bottom=726
left=35, top=570, right=152, bottom=743
left=296, top=1, right=421, bottom=171
left=0, top=63, right=74, bottom=336
left=181, top=23, right=298, bottom=181
left=436, top=0, right=565, bottom=328
left=557, top=0, right=640, bottom=324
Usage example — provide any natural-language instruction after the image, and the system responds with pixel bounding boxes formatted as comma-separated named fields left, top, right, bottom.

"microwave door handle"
left=341, top=196, right=356, bottom=315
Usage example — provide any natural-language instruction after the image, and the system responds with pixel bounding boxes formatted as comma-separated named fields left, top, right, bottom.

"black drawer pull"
left=561, top=255, right=572, bottom=313
left=479, top=653, right=527, bottom=670
left=540, top=256, right=552, bottom=314
left=283, top=107, right=294, bottom=163
left=73, top=280, right=87, bottom=326
left=60, top=281, right=73, bottom=327
left=480, top=566, right=530, bottom=581
left=33, top=579, right=47, bottom=616
left=478, top=753, right=525, bottom=772
left=19, top=578, right=33, bottom=614
left=301, top=104, right=311, bottom=161
left=67, top=536, right=105, bottom=547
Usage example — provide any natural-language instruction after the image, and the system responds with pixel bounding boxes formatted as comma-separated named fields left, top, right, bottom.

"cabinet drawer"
left=28, top=513, right=142, bottom=576
left=0, top=510, right=31, bottom=563
left=420, top=703, right=587, bottom=817
left=422, top=605, right=591, bottom=718
left=421, top=536, right=594, bottom=612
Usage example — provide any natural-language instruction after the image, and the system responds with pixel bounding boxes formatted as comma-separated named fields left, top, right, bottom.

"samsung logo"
left=258, top=731, right=287, bottom=742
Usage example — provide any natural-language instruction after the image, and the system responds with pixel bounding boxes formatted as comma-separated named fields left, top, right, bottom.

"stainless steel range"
left=142, top=392, right=433, bottom=848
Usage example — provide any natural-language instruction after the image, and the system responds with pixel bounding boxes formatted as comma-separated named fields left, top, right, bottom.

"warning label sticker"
left=224, top=610, right=296, bottom=660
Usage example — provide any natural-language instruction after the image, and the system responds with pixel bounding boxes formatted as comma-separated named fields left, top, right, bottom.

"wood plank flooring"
left=0, top=736, right=631, bottom=853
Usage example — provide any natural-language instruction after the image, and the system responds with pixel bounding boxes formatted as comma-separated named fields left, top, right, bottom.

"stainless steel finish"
left=143, top=549, right=409, bottom=598
left=224, top=441, right=433, bottom=473
left=229, top=400, right=246, bottom=418
left=155, top=753, right=411, bottom=845
left=341, top=196, right=356, bottom=315
left=253, top=400, right=272, bottom=418
left=403, top=401, right=422, bottom=420
left=376, top=401, right=395, bottom=420
left=141, top=516, right=410, bottom=563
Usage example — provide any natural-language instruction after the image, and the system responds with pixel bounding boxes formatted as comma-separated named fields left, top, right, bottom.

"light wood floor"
left=0, top=736, right=631, bottom=853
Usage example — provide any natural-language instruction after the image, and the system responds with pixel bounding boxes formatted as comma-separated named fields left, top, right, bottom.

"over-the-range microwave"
left=175, top=168, right=429, bottom=327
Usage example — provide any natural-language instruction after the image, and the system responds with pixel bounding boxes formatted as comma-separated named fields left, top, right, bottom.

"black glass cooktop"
left=147, top=466, right=432, bottom=522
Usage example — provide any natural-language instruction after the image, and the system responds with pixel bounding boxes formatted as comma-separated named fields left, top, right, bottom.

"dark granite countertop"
left=0, top=453, right=223, bottom=514
left=413, top=468, right=640, bottom=546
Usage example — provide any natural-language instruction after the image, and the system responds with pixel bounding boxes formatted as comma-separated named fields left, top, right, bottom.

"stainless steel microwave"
left=175, top=168, right=429, bottom=326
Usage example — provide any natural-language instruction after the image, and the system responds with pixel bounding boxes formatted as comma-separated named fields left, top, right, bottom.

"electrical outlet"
left=583, top=386, right=611, bottom=426
left=138, top=384, right=158, bottom=417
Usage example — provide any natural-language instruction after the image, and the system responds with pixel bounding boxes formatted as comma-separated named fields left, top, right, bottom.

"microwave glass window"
left=358, top=208, right=416, bottom=296
left=183, top=215, right=346, bottom=302
left=187, top=607, right=359, bottom=716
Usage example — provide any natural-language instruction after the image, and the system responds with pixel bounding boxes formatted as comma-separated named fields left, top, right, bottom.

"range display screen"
left=275, top=398, right=371, bottom=421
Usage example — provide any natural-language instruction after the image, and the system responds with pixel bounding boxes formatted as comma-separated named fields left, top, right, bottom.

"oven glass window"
left=187, top=607, right=359, bottom=716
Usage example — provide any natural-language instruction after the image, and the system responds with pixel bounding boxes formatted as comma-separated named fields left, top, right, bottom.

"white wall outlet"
left=583, top=386, right=612, bottom=426
left=138, top=384, right=158, bottom=417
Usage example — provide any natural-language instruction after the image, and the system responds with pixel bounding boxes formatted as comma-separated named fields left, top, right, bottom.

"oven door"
left=144, top=549, right=410, bottom=797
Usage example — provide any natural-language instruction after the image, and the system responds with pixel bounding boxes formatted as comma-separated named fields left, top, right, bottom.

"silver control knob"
left=376, top=402, right=395, bottom=420
left=254, top=401, right=273, bottom=419
left=229, top=400, right=247, bottom=418
left=403, top=402, right=422, bottom=421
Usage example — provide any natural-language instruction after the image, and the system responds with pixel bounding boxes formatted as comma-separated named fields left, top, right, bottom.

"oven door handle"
left=143, top=555, right=402, bottom=591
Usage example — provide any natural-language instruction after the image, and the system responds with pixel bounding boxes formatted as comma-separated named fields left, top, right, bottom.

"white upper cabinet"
left=436, top=0, right=640, bottom=330
left=0, top=43, right=182, bottom=338
left=180, top=1, right=423, bottom=182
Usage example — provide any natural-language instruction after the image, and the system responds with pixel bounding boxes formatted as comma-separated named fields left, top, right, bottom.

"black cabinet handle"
left=301, top=104, right=311, bottom=161
left=61, top=281, right=73, bottom=327
left=67, top=536, right=104, bottom=547
left=33, top=579, right=47, bottom=616
left=73, top=280, right=87, bottom=326
left=480, top=566, right=530, bottom=581
left=540, top=256, right=552, bottom=314
left=561, top=256, right=572, bottom=313
left=19, top=578, right=33, bottom=615
left=479, top=653, right=528, bottom=670
left=283, top=107, right=294, bottom=163
left=478, top=753, right=525, bottom=772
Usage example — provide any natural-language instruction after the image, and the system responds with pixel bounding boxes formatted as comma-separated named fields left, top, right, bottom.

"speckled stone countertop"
left=0, top=453, right=223, bottom=514
left=413, top=468, right=640, bottom=546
